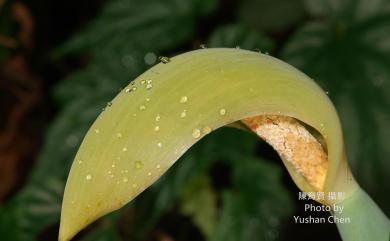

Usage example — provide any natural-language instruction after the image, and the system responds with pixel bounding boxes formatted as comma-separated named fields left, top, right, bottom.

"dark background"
left=0, top=0, right=389, bottom=240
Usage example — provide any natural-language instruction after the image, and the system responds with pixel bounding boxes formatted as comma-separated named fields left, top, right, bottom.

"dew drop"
left=254, top=48, right=261, bottom=53
left=192, top=129, right=201, bottom=139
left=107, top=102, right=112, bottom=107
left=219, top=108, right=226, bottom=116
left=180, top=110, right=187, bottom=118
left=157, top=142, right=162, bottom=148
left=146, top=84, right=153, bottom=90
left=131, top=87, right=137, bottom=91
left=147, top=79, right=152, bottom=84
left=132, top=183, right=138, bottom=188
left=139, top=105, right=146, bottom=111
left=86, top=174, right=92, bottom=181
left=156, top=164, right=161, bottom=169
left=78, top=159, right=83, bottom=164
left=159, top=56, right=170, bottom=64
left=202, top=126, right=212, bottom=134
left=135, top=161, right=143, bottom=169
left=94, top=129, right=100, bottom=134
left=122, top=147, right=127, bottom=152
left=123, top=177, right=128, bottom=183
left=154, top=126, right=160, bottom=132
left=155, top=114, right=161, bottom=122
left=116, top=133, right=122, bottom=138
left=146, top=98, right=150, bottom=102
left=147, top=172, right=152, bottom=176
left=112, top=164, right=116, bottom=168
left=125, top=88, right=131, bottom=93
left=140, top=79, right=146, bottom=85
left=180, top=96, right=188, bottom=103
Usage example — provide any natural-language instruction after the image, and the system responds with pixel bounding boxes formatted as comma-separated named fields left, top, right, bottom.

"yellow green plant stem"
left=334, top=187, right=390, bottom=241
left=59, top=48, right=387, bottom=241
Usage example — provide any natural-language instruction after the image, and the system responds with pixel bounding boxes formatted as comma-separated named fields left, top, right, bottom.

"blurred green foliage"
left=0, top=0, right=389, bottom=240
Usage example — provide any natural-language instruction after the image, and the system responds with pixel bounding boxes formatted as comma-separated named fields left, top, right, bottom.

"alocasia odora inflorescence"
left=59, top=48, right=390, bottom=241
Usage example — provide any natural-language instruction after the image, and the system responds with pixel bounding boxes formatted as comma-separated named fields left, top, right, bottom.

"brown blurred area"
left=0, top=1, right=42, bottom=201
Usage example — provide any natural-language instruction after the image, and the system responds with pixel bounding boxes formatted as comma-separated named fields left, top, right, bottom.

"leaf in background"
left=238, top=0, right=306, bottom=32
left=125, top=128, right=259, bottom=240
left=180, top=175, right=217, bottom=239
left=55, top=0, right=216, bottom=57
left=282, top=0, right=390, bottom=214
left=79, top=227, right=121, bottom=241
left=207, top=24, right=274, bottom=52
left=0, top=0, right=218, bottom=240
left=212, top=158, right=293, bottom=241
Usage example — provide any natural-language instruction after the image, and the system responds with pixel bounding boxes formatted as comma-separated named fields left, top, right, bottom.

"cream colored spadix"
left=59, top=48, right=358, bottom=241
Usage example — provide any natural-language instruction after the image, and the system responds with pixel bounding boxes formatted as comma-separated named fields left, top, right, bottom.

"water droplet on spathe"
left=159, top=56, right=170, bottom=64
left=122, top=147, right=127, bottom=152
left=139, top=105, right=146, bottom=111
left=219, top=108, right=226, bottom=116
left=141, top=79, right=146, bottom=85
left=94, top=129, right=100, bottom=134
left=135, top=161, right=143, bottom=169
left=192, top=129, right=201, bottom=138
left=156, top=164, right=161, bottom=169
left=202, top=126, right=212, bottom=134
left=116, top=133, right=122, bottom=138
left=123, top=177, right=128, bottom=183
left=146, top=84, right=153, bottom=90
left=180, top=96, right=188, bottom=103
left=86, top=174, right=92, bottom=181
left=155, top=114, right=161, bottom=122
left=107, top=102, right=112, bottom=107
left=154, top=126, right=160, bottom=132
left=157, top=142, right=162, bottom=148
left=180, top=110, right=187, bottom=118
left=254, top=48, right=261, bottom=53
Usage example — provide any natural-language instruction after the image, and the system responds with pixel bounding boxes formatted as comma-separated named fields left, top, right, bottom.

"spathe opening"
left=241, top=115, right=328, bottom=192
